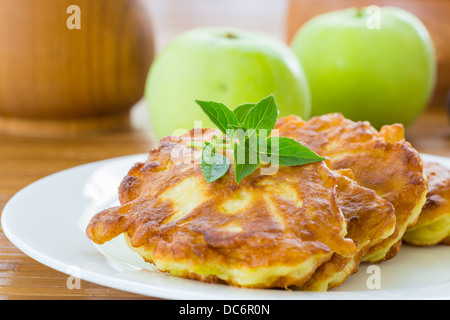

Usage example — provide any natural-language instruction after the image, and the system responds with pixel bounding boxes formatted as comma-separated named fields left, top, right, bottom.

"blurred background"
left=0, top=0, right=448, bottom=137
left=0, top=0, right=449, bottom=299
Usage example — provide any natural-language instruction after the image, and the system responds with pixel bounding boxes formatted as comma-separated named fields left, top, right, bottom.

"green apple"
left=291, top=6, right=436, bottom=128
left=145, top=27, right=310, bottom=138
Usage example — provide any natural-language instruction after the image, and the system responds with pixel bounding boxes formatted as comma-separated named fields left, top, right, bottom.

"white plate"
left=2, top=153, right=450, bottom=300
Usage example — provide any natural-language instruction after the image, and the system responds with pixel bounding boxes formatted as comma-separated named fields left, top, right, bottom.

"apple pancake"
left=403, top=161, right=450, bottom=246
left=86, top=128, right=357, bottom=289
left=275, top=113, right=428, bottom=262
left=302, top=169, right=396, bottom=291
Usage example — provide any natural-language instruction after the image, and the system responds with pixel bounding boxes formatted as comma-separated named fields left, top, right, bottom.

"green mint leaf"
left=234, top=136, right=259, bottom=184
left=195, top=100, right=238, bottom=135
left=241, top=94, right=278, bottom=136
left=233, top=103, right=255, bottom=124
left=201, top=142, right=230, bottom=183
left=263, top=137, right=325, bottom=166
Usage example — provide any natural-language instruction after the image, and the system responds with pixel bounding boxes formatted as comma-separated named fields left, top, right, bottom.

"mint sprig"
left=194, top=94, right=325, bottom=184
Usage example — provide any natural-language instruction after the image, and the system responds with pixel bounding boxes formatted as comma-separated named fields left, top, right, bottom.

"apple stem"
left=356, top=7, right=365, bottom=18
left=225, top=33, right=237, bottom=39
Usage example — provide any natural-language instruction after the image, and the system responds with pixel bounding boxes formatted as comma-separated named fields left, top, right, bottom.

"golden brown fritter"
left=403, top=161, right=450, bottom=246
left=275, top=113, right=428, bottom=263
left=86, top=128, right=357, bottom=289
left=303, top=169, right=396, bottom=291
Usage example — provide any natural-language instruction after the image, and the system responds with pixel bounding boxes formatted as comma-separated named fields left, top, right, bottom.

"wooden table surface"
left=0, top=0, right=449, bottom=300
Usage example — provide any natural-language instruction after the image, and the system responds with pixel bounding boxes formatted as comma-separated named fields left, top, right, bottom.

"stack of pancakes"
left=86, top=113, right=450, bottom=291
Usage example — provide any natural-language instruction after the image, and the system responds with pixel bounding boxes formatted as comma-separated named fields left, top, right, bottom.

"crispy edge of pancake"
left=302, top=170, right=396, bottom=291
left=403, top=162, right=450, bottom=246
left=124, top=234, right=333, bottom=289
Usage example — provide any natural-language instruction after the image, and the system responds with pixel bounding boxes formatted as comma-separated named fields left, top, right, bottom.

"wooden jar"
left=286, top=0, right=450, bottom=108
left=0, top=0, right=154, bottom=136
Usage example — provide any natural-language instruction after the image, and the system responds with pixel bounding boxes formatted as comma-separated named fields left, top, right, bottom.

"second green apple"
left=291, top=6, right=436, bottom=128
